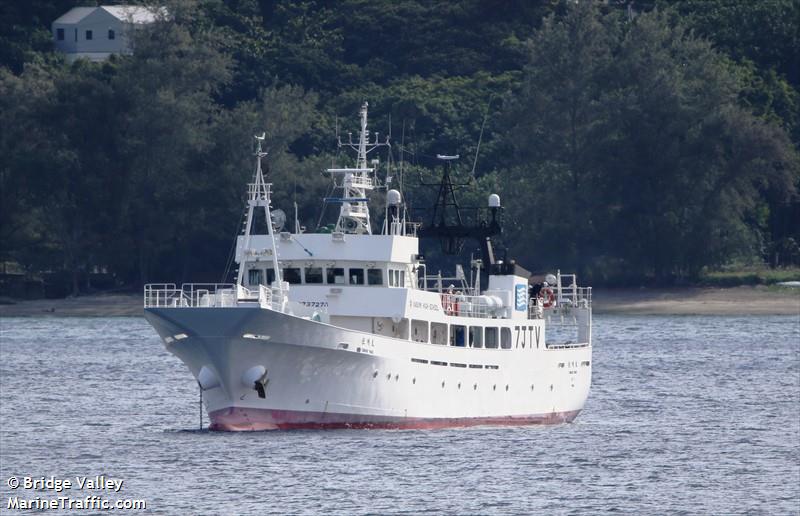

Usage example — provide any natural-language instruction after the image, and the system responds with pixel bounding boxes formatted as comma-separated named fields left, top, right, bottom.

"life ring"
left=540, top=287, right=555, bottom=308
left=440, top=294, right=453, bottom=315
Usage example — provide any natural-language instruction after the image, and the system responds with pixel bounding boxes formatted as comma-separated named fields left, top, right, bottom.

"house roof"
left=53, top=7, right=96, bottom=24
left=53, top=5, right=160, bottom=25
left=101, top=6, right=161, bottom=24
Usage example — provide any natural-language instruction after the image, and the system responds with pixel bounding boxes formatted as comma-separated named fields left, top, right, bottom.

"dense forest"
left=1, top=0, right=799, bottom=296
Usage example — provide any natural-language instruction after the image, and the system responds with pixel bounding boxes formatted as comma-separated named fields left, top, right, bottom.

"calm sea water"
left=1, top=315, right=798, bottom=515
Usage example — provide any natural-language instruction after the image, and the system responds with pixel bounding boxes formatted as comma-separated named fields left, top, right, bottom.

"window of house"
left=108, top=29, right=115, bottom=40
left=349, top=268, right=364, bottom=285
left=367, top=268, right=383, bottom=286
left=283, top=267, right=301, bottom=284
left=304, top=267, right=323, bottom=284
left=326, top=267, right=345, bottom=285
left=248, top=269, right=262, bottom=286
left=86, top=30, right=93, bottom=40
left=56, top=28, right=64, bottom=41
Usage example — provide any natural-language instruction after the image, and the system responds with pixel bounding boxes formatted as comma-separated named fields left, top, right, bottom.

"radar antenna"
left=324, top=102, right=390, bottom=234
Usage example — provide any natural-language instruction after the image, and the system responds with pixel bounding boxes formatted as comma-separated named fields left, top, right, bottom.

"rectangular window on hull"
left=485, top=327, right=498, bottom=348
left=349, top=268, right=364, bottom=285
left=469, top=327, right=483, bottom=348
left=501, top=327, right=512, bottom=349
left=367, top=268, right=383, bottom=286
left=327, top=267, right=345, bottom=285
left=283, top=267, right=301, bottom=284
left=450, top=325, right=466, bottom=347
left=430, top=322, right=447, bottom=345
left=304, top=267, right=323, bottom=284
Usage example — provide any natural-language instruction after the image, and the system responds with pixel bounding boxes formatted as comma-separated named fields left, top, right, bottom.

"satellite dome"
left=488, top=193, right=501, bottom=208
left=387, top=189, right=402, bottom=205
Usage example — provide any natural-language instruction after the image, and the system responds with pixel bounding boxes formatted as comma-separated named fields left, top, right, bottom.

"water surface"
left=1, top=315, right=798, bottom=514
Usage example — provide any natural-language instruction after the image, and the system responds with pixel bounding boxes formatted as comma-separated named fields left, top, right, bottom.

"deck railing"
left=144, top=283, right=237, bottom=308
left=144, top=282, right=288, bottom=310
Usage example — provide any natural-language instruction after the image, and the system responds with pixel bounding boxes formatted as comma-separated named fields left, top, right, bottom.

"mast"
left=237, top=133, right=281, bottom=287
left=325, top=102, right=389, bottom=234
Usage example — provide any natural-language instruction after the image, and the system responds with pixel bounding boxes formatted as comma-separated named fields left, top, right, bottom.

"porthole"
left=412, top=378, right=416, bottom=385
left=458, top=382, right=461, bottom=389
left=372, top=371, right=378, bottom=378
left=395, top=374, right=399, bottom=381
left=441, top=381, right=445, bottom=388
left=305, top=399, right=310, bottom=404
left=530, top=384, right=534, bottom=391
left=386, top=373, right=391, bottom=380
left=505, top=385, right=509, bottom=391
left=493, top=384, right=496, bottom=391
left=473, top=383, right=477, bottom=390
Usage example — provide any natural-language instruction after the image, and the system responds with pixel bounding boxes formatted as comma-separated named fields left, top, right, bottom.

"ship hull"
left=145, top=306, right=592, bottom=431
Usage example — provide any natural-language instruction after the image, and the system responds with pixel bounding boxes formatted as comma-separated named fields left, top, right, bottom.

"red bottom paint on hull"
left=208, top=407, right=582, bottom=431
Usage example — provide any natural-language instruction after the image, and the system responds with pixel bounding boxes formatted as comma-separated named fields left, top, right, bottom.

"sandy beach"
left=0, top=286, right=797, bottom=318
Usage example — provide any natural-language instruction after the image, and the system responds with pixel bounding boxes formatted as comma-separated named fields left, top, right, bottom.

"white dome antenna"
left=387, top=189, right=402, bottom=206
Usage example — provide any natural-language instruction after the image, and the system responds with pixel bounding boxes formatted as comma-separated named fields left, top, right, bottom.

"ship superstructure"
left=143, top=103, right=592, bottom=430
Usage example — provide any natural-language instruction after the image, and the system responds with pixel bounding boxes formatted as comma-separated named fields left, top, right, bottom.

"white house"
left=52, top=5, right=161, bottom=62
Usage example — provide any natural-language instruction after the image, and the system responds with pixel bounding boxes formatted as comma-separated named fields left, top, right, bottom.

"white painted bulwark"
left=51, top=5, right=161, bottom=62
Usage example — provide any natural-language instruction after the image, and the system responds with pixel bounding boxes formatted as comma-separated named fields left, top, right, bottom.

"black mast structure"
left=417, top=155, right=503, bottom=271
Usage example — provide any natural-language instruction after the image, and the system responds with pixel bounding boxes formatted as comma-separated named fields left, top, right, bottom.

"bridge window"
left=485, top=327, right=498, bottom=348
left=327, top=267, right=345, bottom=284
left=283, top=267, right=301, bottom=284
left=501, top=327, right=512, bottom=349
left=248, top=269, right=262, bottom=286
left=367, top=268, right=383, bottom=286
left=349, top=268, right=364, bottom=285
left=304, top=267, right=323, bottom=284
left=265, top=268, right=275, bottom=285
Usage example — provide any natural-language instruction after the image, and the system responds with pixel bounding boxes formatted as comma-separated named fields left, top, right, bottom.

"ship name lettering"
left=408, top=300, right=440, bottom=312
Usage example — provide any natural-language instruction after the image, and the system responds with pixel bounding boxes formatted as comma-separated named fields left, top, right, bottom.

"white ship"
left=144, top=103, right=593, bottom=431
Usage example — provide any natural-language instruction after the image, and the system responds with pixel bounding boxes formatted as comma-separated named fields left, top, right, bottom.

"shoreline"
left=0, top=286, right=797, bottom=318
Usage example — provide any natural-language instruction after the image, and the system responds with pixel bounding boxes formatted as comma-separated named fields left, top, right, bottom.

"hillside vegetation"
left=1, top=0, right=798, bottom=295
